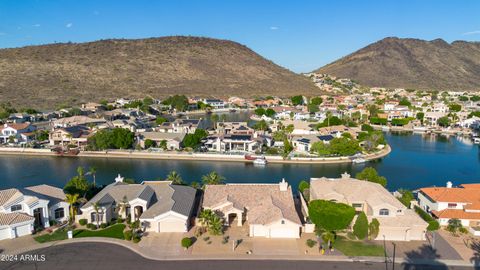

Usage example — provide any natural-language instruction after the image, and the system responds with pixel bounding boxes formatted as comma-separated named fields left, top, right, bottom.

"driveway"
left=138, top=232, right=187, bottom=257
left=252, top=238, right=299, bottom=255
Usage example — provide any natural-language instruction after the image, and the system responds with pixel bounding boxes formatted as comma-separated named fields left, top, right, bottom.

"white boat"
left=352, top=158, right=367, bottom=164
left=253, top=157, right=267, bottom=166
left=474, top=137, right=480, bottom=144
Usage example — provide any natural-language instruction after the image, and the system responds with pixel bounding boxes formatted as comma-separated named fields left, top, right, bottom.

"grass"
left=73, top=224, right=126, bottom=239
left=34, top=224, right=126, bottom=243
left=333, top=236, right=385, bottom=257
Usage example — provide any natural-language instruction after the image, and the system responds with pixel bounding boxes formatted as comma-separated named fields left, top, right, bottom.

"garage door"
left=14, top=224, right=32, bottom=238
left=0, top=228, right=11, bottom=240
left=158, top=221, right=185, bottom=232
left=269, top=227, right=299, bottom=238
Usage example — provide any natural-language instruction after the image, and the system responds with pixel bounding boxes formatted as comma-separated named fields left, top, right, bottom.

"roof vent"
left=115, top=174, right=124, bottom=183
left=446, top=181, right=452, bottom=188
left=279, top=178, right=288, bottom=191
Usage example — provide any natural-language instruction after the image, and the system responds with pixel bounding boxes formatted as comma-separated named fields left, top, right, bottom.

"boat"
left=473, top=137, right=480, bottom=144
left=352, top=158, right=367, bottom=164
left=253, top=158, right=267, bottom=166
left=244, top=154, right=256, bottom=161
left=229, top=108, right=237, bottom=113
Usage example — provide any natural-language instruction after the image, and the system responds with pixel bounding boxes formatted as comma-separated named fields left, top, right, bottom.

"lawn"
left=34, top=224, right=126, bottom=243
left=73, top=224, right=126, bottom=239
left=333, top=237, right=385, bottom=257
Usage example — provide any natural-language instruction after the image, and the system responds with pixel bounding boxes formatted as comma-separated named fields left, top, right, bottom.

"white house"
left=203, top=99, right=226, bottom=109
left=418, top=182, right=480, bottom=228
left=0, top=185, right=69, bottom=240
left=0, top=123, right=36, bottom=144
left=202, top=179, right=302, bottom=238
left=77, top=176, right=197, bottom=233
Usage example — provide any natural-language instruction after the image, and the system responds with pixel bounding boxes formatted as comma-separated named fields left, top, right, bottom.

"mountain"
left=0, top=36, right=318, bottom=109
left=315, top=37, right=480, bottom=91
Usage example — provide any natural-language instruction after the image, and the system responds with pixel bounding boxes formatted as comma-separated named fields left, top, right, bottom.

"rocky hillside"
left=0, top=36, right=318, bottom=109
left=315, top=37, right=480, bottom=91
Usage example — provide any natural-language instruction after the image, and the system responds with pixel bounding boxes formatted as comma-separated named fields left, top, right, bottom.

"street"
left=0, top=243, right=473, bottom=270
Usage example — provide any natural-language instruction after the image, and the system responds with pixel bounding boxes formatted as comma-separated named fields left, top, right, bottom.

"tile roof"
left=23, top=184, right=66, bottom=204
left=419, top=185, right=480, bottom=204
left=432, top=209, right=480, bottom=220
left=0, top=212, right=34, bottom=226
left=203, top=183, right=301, bottom=225
left=0, top=188, right=22, bottom=206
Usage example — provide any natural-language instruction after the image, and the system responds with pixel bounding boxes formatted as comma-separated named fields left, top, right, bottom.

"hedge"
left=414, top=206, right=439, bottom=231
left=79, top=219, right=88, bottom=226
left=308, top=200, right=356, bottom=231
left=369, top=117, right=388, bottom=125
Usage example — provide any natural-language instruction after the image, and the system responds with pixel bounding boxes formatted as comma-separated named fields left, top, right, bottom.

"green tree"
left=155, top=117, right=168, bottom=125
left=253, top=120, right=269, bottom=131
left=282, top=138, right=293, bottom=159
left=416, top=112, right=425, bottom=123
left=167, top=171, right=184, bottom=185
left=254, top=108, right=266, bottom=116
left=87, top=128, right=135, bottom=150
left=265, top=108, right=276, bottom=118
left=182, top=129, right=208, bottom=148
left=64, top=166, right=90, bottom=196
left=162, top=95, right=189, bottom=111
left=399, top=98, right=411, bottom=107
left=65, top=193, right=80, bottom=223
left=202, top=171, right=225, bottom=186
left=368, top=218, right=380, bottom=240
left=353, top=212, right=368, bottom=240
left=298, top=180, right=310, bottom=193
left=307, top=103, right=319, bottom=113
left=88, top=167, right=97, bottom=188
left=199, top=209, right=223, bottom=235
left=447, top=218, right=463, bottom=235
left=93, top=202, right=101, bottom=228
left=355, top=167, right=387, bottom=187
left=159, top=140, right=167, bottom=150
left=181, top=237, right=193, bottom=249
left=144, top=139, right=155, bottom=149
left=328, top=137, right=361, bottom=156
left=291, top=95, right=304, bottom=106
left=448, top=103, right=462, bottom=112
left=310, top=97, right=323, bottom=105
left=398, top=189, right=414, bottom=208
left=437, top=116, right=451, bottom=127
left=310, top=141, right=331, bottom=156
left=308, top=200, right=355, bottom=231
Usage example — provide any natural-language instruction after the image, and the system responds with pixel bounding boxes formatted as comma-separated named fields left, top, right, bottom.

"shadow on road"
left=471, top=240, right=480, bottom=270
left=402, top=244, right=447, bottom=270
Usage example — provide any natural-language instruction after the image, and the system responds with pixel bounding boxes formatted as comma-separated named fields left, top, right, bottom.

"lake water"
left=0, top=111, right=479, bottom=192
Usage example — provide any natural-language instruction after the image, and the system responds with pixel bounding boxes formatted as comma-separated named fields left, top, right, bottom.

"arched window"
left=379, top=208, right=389, bottom=216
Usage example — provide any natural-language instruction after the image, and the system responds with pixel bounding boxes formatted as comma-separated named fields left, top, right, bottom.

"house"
left=137, top=132, right=185, bottom=150
left=308, top=173, right=428, bottom=241
left=0, top=123, right=37, bottom=144
left=203, top=99, right=226, bottom=109
left=77, top=176, right=197, bottom=233
left=0, top=185, right=69, bottom=240
left=216, top=122, right=254, bottom=135
left=53, top=116, right=106, bottom=128
left=204, top=134, right=262, bottom=153
left=291, top=134, right=334, bottom=153
left=418, top=182, right=480, bottom=228
left=424, top=112, right=447, bottom=127
left=156, top=119, right=202, bottom=134
left=202, top=179, right=302, bottom=238
left=49, top=125, right=91, bottom=148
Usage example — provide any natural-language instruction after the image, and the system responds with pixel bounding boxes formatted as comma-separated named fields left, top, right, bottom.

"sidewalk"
left=1, top=236, right=475, bottom=268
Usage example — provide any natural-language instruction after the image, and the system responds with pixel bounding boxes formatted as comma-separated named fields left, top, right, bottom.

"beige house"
left=308, top=173, right=428, bottom=241
left=202, top=179, right=302, bottom=238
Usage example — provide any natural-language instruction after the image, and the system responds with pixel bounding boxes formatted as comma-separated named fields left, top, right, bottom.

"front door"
left=33, top=208, right=43, bottom=228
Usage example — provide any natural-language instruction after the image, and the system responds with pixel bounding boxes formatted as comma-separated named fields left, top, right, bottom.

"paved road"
left=0, top=242, right=472, bottom=270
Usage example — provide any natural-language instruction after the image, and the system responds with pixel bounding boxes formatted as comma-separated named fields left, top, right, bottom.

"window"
left=352, top=203, right=363, bottom=208
left=448, top=203, right=457, bottom=208
left=91, top=212, right=103, bottom=222
left=379, top=209, right=389, bottom=216
left=54, top=208, right=65, bottom=219
left=10, top=204, right=22, bottom=212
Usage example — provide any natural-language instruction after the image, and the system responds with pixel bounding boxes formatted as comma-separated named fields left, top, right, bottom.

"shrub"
left=86, top=223, right=97, bottom=230
left=361, top=124, right=374, bottom=132
left=308, top=200, right=356, bottom=231
left=181, top=237, right=193, bottom=249
left=306, top=239, right=317, bottom=248
left=368, top=218, right=380, bottom=240
left=459, top=227, right=469, bottom=234
left=100, top=223, right=108, bottom=229
left=124, top=230, right=133, bottom=241
left=353, top=212, right=368, bottom=240
left=414, top=206, right=439, bottom=231
left=117, top=218, right=124, bottom=224
left=132, top=235, right=141, bottom=243
left=355, top=167, right=387, bottom=187
left=298, top=180, right=310, bottom=193
left=79, top=219, right=88, bottom=226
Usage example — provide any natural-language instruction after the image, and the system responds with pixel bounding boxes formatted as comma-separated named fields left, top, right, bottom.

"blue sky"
left=1, top=0, right=479, bottom=72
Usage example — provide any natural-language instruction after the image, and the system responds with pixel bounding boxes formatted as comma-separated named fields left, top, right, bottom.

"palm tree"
left=167, top=170, right=184, bottom=185
left=65, top=193, right=80, bottom=223
left=93, top=202, right=101, bottom=229
left=201, top=171, right=225, bottom=186
left=326, top=111, right=332, bottom=127
left=116, top=195, right=129, bottom=220
left=211, top=114, right=219, bottom=129
left=88, top=167, right=97, bottom=187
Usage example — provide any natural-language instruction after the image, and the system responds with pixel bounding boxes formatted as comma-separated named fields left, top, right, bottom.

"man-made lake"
left=1, top=132, right=478, bottom=192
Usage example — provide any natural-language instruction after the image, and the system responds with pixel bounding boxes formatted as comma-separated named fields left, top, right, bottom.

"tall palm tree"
left=167, top=170, right=184, bottom=185
left=201, top=171, right=225, bottom=186
left=65, top=193, right=80, bottom=223
left=93, top=202, right=101, bottom=229
left=88, top=167, right=97, bottom=187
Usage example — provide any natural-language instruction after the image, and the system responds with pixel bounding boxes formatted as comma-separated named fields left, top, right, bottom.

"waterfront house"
left=0, top=185, right=69, bottom=240
left=291, top=134, right=334, bottom=153
left=424, top=112, right=447, bottom=127
left=156, top=119, right=201, bottom=134
left=202, top=179, right=302, bottom=238
left=49, top=125, right=91, bottom=148
left=203, top=134, right=262, bottom=153
left=137, top=132, right=185, bottom=150
left=418, top=182, right=480, bottom=229
left=307, top=173, right=428, bottom=241
left=203, top=99, right=226, bottom=109
left=53, top=116, right=106, bottom=128
left=0, top=123, right=36, bottom=144
left=216, top=122, right=254, bottom=135
left=77, top=176, right=197, bottom=233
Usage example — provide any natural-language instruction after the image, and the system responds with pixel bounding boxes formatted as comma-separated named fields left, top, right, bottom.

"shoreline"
left=0, top=145, right=391, bottom=164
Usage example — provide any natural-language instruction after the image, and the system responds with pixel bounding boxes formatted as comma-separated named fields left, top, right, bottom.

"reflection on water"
left=0, top=130, right=479, bottom=192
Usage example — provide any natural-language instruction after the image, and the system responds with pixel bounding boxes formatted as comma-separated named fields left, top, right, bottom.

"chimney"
left=446, top=181, right=452, bottom=188
left=115, top=174, right=124, bottom=183
left=279, top=178, right=288, bottom=191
